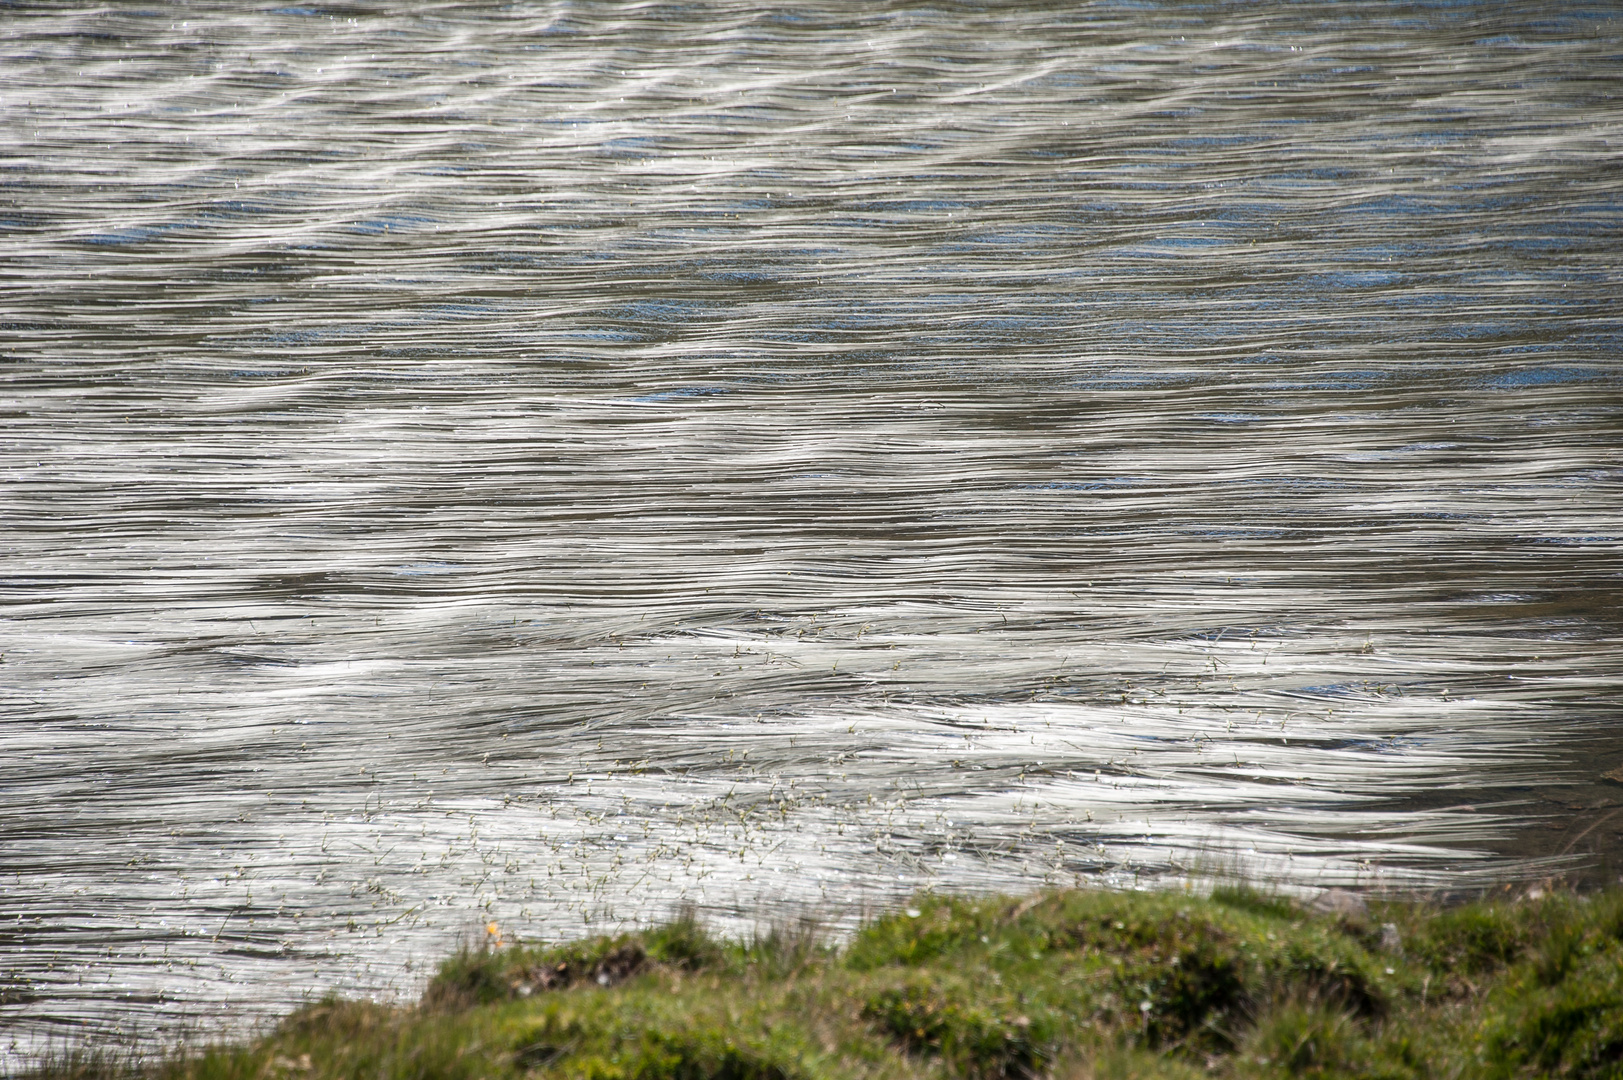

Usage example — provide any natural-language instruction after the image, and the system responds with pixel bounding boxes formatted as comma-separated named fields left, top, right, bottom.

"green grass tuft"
left=861, top=976, right=1050, bottom=1078
left=24, top=883, right=1623, bottom=1080
left=1208, top=885, right=1300, bottom=923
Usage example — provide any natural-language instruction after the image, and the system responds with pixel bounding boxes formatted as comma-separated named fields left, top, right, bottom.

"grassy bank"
left=35, top=884, right=1623, bottom=1080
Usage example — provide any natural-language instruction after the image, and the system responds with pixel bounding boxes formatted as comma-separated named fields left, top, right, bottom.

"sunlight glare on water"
left=1, top=0, right=1621, bottom=1061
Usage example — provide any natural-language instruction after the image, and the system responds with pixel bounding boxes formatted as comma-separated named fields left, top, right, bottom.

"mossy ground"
left=31, top=884, right=1623, bottom=1080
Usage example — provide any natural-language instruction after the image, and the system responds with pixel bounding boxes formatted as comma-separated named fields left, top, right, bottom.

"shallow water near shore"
left=2, top=0, right=1621, bottom=1064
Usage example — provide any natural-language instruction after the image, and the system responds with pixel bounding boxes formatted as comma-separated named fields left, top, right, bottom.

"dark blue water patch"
left=79, top=223, right=189, bottom=246
left=1101, top=179, right=1182, bottom=193
left=600, top=300, right=716, bottom=323
left=922, top=331, right=1064, bottom=349
left=819, top=214, right=921, bottom=231
left=418, top=302, right=499, bottom=320
left=1104, top=241, right=1228, bottom=260
left=246, top=328, right=339, bottom=347
left=1346, top=195, right=1448, bottom=217
left=391, top=562, right=467, bottom=577
left=1565, top=328, right=1623, bottom=354
left=697, top=269, right=779, bottom=283
left=1068, top=371, right=1188, bottom=391
left=1430, top=320, right=1535, bottom=342
left=1292, top=683, right=1360, bottom=699
left=1520, top=535, right=1620, bottom=547
left=266, top=6, right=324, bottom=14
left=1161, top=134, right=1271, bottom=149
left=863, top=198, right=978, bottom=214
left=937, top=315, right=1051, bottom=333
left=551, top=330, right=644, bottom=342
left=1295, top=269, right=1404, bottom=291
left=462, top=255, right=553, bottom=274
left=344, top=213, right=442, bottom=235
left=648, top=224, right=750, bottom=241
left=378, top=345, right=486, bottom=360
left=626, top=386, right=730, bottom=404
left=1483, top=365, right=1611, bottom=390
left=1013, top=478, right=1147, bottom=492
left=1491, top=235, right=1584, bottom=257
left=196, top=199, right=287, bottom=220
left=1255, top=370, right=1388, bottom=392
left=1180, top=528, right=1295, bottom=539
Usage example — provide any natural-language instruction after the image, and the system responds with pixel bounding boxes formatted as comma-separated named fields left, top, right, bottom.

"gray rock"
left=1379, top=922, right=1403, bottom=954
left=1311, top=888, right=1368, bottom=919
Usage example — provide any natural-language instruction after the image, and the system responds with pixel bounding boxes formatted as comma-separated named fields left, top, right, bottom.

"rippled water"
left=3, top=0, right=1621, bottom=1061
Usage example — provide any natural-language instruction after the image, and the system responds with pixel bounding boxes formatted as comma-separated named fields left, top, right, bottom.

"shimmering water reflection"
left=2, top=0, right=1621, bottom=1062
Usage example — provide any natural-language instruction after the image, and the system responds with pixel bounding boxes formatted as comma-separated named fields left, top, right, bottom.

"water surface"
left=2, top=0, right=1621, bottom=1062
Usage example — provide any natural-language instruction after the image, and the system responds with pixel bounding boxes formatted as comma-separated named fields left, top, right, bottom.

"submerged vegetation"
left=32, top=883, right=1623, bottom=1080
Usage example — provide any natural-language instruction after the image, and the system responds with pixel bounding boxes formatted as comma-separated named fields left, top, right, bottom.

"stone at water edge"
left=1311, top=888, right=1368, bottom=919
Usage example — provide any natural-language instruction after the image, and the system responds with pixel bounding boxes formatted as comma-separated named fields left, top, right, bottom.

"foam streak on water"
left=1, top=0, right=1621, bottom=1060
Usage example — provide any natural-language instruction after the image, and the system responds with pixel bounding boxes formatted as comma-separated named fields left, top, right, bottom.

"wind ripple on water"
left=1, top=0, right=1621, bottom=1060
